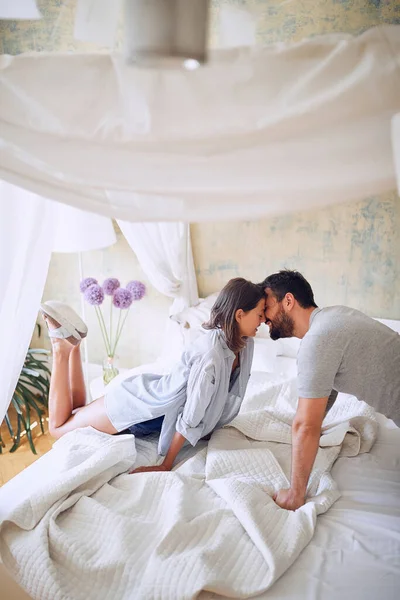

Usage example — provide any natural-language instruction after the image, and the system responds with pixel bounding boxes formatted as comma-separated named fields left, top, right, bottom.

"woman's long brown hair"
left=203, top=278, right=264, bottom=353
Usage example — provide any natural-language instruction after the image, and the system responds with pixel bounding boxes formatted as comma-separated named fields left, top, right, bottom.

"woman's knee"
left=48, top=422, right=64, bottom=439
left=49, top=398, right=117, bottom=437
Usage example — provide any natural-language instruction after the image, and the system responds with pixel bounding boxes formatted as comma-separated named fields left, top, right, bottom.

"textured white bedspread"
left=0, top=379, right=378, bottom=599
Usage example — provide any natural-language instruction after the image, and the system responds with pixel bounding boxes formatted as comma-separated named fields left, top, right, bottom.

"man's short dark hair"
left=261, top=269, right=317, bottom=309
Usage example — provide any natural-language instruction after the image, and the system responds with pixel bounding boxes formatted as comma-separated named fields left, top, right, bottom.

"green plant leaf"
left=9, top=414, right=22, bottom=453
left=2, top=346, right=50, bottom=454
left=18, top=373, right=50, bottom=397
left=18, top=378, right=48, bottom=406
left=21, top=367, right=40, bottom=377
left=4, top=412, right=14, bottom=438
left=11, top=395, right=23, bottom=415
left=16, top=382, right=45, bottom=408
left=27, top=360, right=51, bottom=375
left=19, top=374, right=44, bottom=389
left=17, top=384, right=45, bottom=425
left=27, top=348, right=50, bottom=355
left=18, top=376, right=40, bottom=390
left=24, top=403, right=36, bottom=454
left=25, top=358, right=51, bottom=376
left=35, top=374, right=50, bottom=392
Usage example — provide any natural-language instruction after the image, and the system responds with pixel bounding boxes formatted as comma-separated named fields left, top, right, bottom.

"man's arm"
left=273, top=396, right=327, bottom=510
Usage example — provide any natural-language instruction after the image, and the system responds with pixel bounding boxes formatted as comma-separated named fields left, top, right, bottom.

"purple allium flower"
left=80, top=277, right=98, bottom=293
left=84, top=284, right=104, bottom=306
left=126, top=280, right=146, bottom=301
left=113, top=288, right=133, bottom=309
left=102, top=278, right=120, bottom=295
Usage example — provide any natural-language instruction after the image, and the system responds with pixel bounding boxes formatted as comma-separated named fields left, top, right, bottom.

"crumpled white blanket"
left=0, top=380, right=377, bottom=600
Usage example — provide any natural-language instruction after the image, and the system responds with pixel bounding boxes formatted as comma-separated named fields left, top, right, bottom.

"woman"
left=41, top=278, right=265, bottom=473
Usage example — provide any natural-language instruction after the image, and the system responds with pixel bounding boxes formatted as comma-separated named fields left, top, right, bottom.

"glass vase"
left=103, top=355, right=119, bottom=385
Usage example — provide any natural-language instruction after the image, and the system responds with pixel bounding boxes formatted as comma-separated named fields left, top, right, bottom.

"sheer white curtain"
left=117, top=220, right=198, bottom=314
left=0, top=182, right=54, bottom=423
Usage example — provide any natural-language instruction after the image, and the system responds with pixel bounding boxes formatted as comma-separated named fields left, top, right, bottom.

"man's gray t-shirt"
left=297, top=306, right=400, bottom=425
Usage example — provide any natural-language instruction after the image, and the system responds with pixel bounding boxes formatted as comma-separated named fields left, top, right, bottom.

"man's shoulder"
left=309, top=305, right=372, bottom=332
left=300, top=305, right=382, bottom=355
left=299, top=306, right=351, bottom=353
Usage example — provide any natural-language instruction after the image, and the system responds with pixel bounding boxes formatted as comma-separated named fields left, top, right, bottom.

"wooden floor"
left=0, top=419, right=53, bottom=486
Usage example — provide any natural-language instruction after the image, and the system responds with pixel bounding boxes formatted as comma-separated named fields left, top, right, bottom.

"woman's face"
left=236, top=298, right=266, bottom=338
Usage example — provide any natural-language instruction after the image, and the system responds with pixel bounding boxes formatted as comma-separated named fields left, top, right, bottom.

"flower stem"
left=110, top=297, right=113, bottom=353
left=95, top=306, right=110, bottom=355
left=112, top=308, right=130, bottom=356
left=112, top=309, right=122, bottom=356
left=96, top=305, right=112, bottom=356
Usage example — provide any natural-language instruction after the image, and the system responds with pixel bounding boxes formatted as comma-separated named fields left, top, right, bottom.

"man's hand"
left=130, top=464, right=169, bottom=474
left=273, top=488, right=305, bottom=511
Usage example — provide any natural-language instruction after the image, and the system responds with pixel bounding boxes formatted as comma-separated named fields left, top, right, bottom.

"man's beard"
left=267, top=307, right=294, bottom=340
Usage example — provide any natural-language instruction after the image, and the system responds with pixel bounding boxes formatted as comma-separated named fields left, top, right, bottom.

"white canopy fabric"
left=0, top=182, right=54, bottom=425
left=0, top=25, right=399, bottom=223
left=118, top=221, right=198, bottom=313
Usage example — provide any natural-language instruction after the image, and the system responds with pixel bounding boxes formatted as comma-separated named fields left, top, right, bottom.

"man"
left=261, top=269, right=400, bottom=511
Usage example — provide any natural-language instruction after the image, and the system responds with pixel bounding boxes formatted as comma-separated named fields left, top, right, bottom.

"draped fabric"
left=117, top=220, right=198, bottom=313
left=0, top=181, right=54, bottom=423
left=0, top=26, right=399, bottom=223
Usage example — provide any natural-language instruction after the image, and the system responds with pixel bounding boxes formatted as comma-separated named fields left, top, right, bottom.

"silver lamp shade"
left=124, top=0, right=209, bottom=67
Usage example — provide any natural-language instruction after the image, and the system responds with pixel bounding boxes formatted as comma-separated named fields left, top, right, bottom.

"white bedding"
left=258, top=412, right=400, bottom=600
left=1, top=371, right=395, bottom=600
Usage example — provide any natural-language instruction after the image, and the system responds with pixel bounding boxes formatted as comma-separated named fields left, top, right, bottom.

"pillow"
left=374, top=317, right=400, bottom=334
left=160, top=318, right=186, bottom=366
left=255, top=323, right=300, bottom=357
left=251, top=337, right=278, bottom=373
left=170, top=293, right=219, bottom=329
left=255, top=322, right=272, bottom=339
left=276, top=337, right=301, bottom=358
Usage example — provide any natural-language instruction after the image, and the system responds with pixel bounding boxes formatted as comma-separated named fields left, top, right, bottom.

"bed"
left=0, top=315, right=399, bottom=600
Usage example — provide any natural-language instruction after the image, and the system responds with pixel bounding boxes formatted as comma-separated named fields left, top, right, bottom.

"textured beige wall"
left=192, top=193, right=400, bottom=317
left=1, top=0, right=399, bottom=367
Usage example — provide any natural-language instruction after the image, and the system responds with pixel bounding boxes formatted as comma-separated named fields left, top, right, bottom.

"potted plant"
left=0, top=348, right=50, bottom=454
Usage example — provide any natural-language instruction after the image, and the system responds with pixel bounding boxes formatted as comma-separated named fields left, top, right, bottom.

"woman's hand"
left=130, top=464, right=170, bottom=474
left=129, top=432, right=186, bottom=474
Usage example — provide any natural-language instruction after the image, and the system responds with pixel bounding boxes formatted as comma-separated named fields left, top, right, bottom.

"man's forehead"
left=264, top=288, right=277, bottom=302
